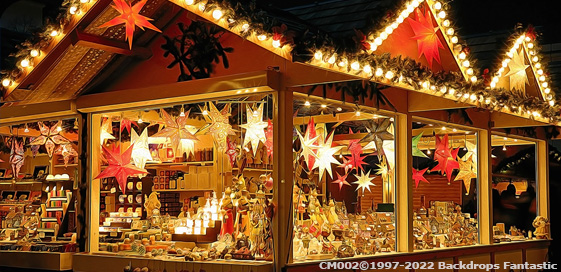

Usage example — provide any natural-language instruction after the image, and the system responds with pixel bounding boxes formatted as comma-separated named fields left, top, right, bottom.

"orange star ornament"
left=99, top=0, right=161, bottom=49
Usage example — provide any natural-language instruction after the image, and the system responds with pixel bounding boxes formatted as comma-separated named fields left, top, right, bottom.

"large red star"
left=347, top=128, right=368, bottom=172
left=332, top=172, right=350, bottom=191
left=99, top=0, right=161, bottom=49
left=432, top=134, right=459, bottom=182
left=407, top=7, right=444, bottom=68
left=95, top=144, right=148, bottom=193
left=412, top=167, right=429, bottom=188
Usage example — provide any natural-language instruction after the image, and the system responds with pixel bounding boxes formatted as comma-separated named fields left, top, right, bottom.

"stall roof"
left=0, top=0, right=559, bottom=125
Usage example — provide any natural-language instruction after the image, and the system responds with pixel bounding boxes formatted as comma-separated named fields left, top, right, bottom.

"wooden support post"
left=273, top=86, right=293, bottom=271
left=478, top=128, right=493, bottom=245
left=86, top=114, right=101, bottom=252
left=396, top=112, right=413, bottom=252
left=536, top=140, right=550, bottom=222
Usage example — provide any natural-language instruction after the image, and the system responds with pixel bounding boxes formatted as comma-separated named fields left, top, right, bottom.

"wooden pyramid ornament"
left=489, top=28, right=555, bottom=105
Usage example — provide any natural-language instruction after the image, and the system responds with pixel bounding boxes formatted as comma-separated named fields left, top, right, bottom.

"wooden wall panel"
left=412, top=175, right=463, bottom=211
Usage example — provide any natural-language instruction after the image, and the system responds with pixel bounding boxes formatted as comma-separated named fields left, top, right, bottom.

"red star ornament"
left=332, top=172, right=350, bottom=191
left=338, top=156, right=353, bottom=173
left=29, top=121, right=71, bottom=157
left=265, top=119, right=273, bottom=159
left=432, top=134, right=460, bottom=182
left=347, top=128, right=368, bottom=172
left=120, top=118, right=139, bottom=133
left=99, top=0, right=161, bottom=49
left=95, top=144, right=148, bottom=193
left=412, top=167, right=429, bottom=188
left=407, top=7, right=444, bottom=68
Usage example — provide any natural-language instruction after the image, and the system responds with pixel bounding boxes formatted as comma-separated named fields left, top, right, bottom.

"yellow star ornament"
left=240, top=104, right=268, bottom=156
left=312, top=132, right=342, bottom=181
left=454, top=154, right=477, bottom=194
left=353, top=170, right=376, bottom=194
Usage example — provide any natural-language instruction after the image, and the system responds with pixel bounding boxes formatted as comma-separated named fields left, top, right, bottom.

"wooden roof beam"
left=70, top=30, right=152, bottom=59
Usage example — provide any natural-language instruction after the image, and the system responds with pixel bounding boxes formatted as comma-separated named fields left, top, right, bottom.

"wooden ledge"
left=0, top=251, right=73, bottom=271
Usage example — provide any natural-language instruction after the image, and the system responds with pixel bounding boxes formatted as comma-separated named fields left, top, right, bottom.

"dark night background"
left=1, top=0, right=560, bottom=269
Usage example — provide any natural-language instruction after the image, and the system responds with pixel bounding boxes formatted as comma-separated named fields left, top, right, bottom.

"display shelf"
left=54, top=164, right=78, bottom=168
left=154, top=188, right=213, bottom=192
left=144, top=161, right=214, bottom=168
left=37, top=228, right=56, bottom=232
left=232, top=168, right=273, bottom=172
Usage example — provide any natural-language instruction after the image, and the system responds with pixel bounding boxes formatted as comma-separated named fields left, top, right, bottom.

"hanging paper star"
left=360, top=118, right=394, bottom=159
left=95, top=144, right=148, bottom=193
left=9, top=138, right=25, bottom=180
left=29, top=121, right=71, bottom=157
left=131, top=128, right=152, bottom=171
left=199, top=102, right=236, bottom=151
left=504, top=48, right=529, bottom=92
left=225, top=137, right=238, bottom=167
left=265, top=119, right=273, bottom=159
left=347, top=129, right=368, bottom=172
left=99, top=0, right=161, bottom=49
left=239, top=104, right=268, bottom=156
left=455, top=154, right=477, bottom=194
left=152, top=109, right=198, bottom=156
left=375, top=158, right=390, bottom=183
left=412, top=133, right=429, bottom=158
left=312, top=132, right=342, bottom=181
left=463, top=140, right=477, bottom=172
left=332, top=172, right=350, bottom=191
left=296, top=123, right=319, bottom=170
left=407, top=8, right=444, bottom=67
left=100, top=118, right=116, bottom=144
left=120, top=118, right=139, bottom=133
left=432, top=134, right=459, bottom=182
left=55, top=144, right=78, bottom=167
left=412, top=167, right=429, bottom=188
left=353, top=170, right=375, bottom=194
left=338, top=156, right=353, bottom=173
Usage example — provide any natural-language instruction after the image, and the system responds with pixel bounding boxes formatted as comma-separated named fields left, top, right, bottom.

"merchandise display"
left=93, top=94, right=275, bottom=262
left=0, top=119, right=79, bottom=253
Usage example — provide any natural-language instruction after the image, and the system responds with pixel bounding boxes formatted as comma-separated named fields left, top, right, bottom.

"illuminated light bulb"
left=532, top=56, right=539, bottom=62
left=355, top=111, right=361, bottom=117
left=501, top=59, right=509, bottom=67
left=185, top=0, right=194, bottom=4
left=385, top=71, right=395, bottom=79
left=369, top=43, right=377, bottom=52
left=434, top=2, right=442, bottom=10
left=458, top=52, right=466, bottom=60
left=430, top=85, right=436, bottom=91
left=20, top=59, right=30, bottom=68
left=336, top=107, right=342, bottom=112
left=30, top=49, right=40, bottom=57
left=253, top=88, right=257, bottom=92
left=375, top=68, right=384, bottom=77
left=391, top=22, right=398, bottom=29
left=57, top=124, right=63, bottom=132
left=470, top=94, right=477, bottom=101
left=380, top=32, right=388, bottom=40
left=244, top=89, right=250, bottom=93
left=498, top=67, right=505, bottom=74
left=412, top=0, right=420, bottom=7
left=440, top=86, right=447, bottom=93
left=542, top=82, right=548, bottom=88
left=24, top=124, right=29, bottom=133
left=470, top=76, right=477, bottom=83
left=363, top=64, right=372, bottom=74
left=527, top=43, right=534, bottom=49
left=373, top=115, right=379, bottom=119
left=180, top=106, right=185, bottom=117
left=535, top=63, right=541, bottom=69
left=272, top=39, right=281, bottom=48
left=314, top=51, right=323, bottom=61
left=241, top=23, right=249, bottom=31
left=321, top=104, right=327, bottom=108
left=50, top=30, right=59, bottom=36
left=422, top=81, right=429, bottom=89
left=385, top=26, right=393, bottom=34
left=80, top=0, right=89, bottom=3
left=397, top=15, right=405, bottom=23
left=426, top=149, right=431, bottom=155
left=253, top=110, right=259, bottom=116
left=374, top=37, right=383, bottom=46
left=69, top=6, right=78, bottom=14
left=463, top=93, right=469, bottom=99
left=304, top=101, right=311, bottom=107
left=549, top=100, right=555, bottom=106
left=406, top=5, right=414, bottom=13
left=506, top=51, right=513, bottom=58
left=210, top=9, right=223, bottom=20
left=452, top=128, right=457, bottom=132
left=525, top=36, right=531, bottom=42
left=400, top=10, right=409, bottom=18
left=450, top=36, right=458, bottom=43
left=338, top=59, right=347, bottom=67
left=513, top=43, right=519, bottom=50
left=529, top=50, right=535, bottom=55
left=446, top=28, right=454, bottom=36
left=466, top=68, right=473, bottom=75
left=438, top=11, right=446, bottom=19
left=441, top=126, right=446, bottom=131
left=485, top=98, right=491, bottom=104
left=2, top=78, right=12, bottom=87
left=257, top=35, right=267, bottom=41
left=462, top=60, right=470, bottom=68
left=503, top=144, right=507, bottom=151
left=327, top=55, right=336, bottom=64
left=537, top=69, right=543, bottom=75
left=442, top=19, right=450, bottom=27
left=544, top=88, right=551, bottom=94
left=448, top=88, right=455, bottom=95
left=350, top=61, right=360, bottom=70
left=492, top=76, right=499, bottom=83
left=202, top=110, right=208, bottom=115
left=198, top=3, right=205, bottom=11
left=539, top=76, right=546, bottom=81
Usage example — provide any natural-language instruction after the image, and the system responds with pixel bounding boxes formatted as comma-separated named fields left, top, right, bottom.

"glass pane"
left=292, top=95, right=396, bottom=262
left=94, top=93, right=275, bottom=261
left=491, top=135, right=539, bottom=241
left=411, top=121, right=478, bottom=250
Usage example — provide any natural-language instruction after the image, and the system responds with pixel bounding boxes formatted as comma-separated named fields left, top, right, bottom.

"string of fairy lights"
left=0, top=0, right=558, bottom=124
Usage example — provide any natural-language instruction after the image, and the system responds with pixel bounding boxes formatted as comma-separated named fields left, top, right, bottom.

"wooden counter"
left=73, top=252, right=273, bottom=272
left=0, top=251, right=73, bottom=271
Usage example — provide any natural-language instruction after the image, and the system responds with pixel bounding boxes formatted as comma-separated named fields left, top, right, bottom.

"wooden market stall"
left=0, top=0, right=556, bottom=271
